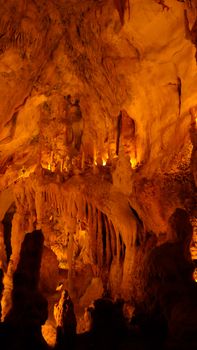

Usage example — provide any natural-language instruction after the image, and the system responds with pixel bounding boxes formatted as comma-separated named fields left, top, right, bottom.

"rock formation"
left=0, top=0, right=196, bottom=348
left=3, top=230, right=48, bottom=350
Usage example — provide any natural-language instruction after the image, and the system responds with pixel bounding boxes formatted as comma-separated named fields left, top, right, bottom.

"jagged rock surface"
left=0, top=0, right=196, bottom=338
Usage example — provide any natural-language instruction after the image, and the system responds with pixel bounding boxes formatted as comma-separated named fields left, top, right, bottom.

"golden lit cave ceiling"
left=0, top=0, right=196, bottom=235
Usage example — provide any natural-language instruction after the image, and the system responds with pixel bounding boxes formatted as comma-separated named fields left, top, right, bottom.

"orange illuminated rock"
left=0, top=0, right=196, bottom=332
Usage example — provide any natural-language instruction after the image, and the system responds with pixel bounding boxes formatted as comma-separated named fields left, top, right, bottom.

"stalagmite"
left=1, top=260, right=14, bottom=321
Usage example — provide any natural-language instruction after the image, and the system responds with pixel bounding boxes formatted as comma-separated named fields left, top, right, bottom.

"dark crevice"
left=114, top=0, right=127, bottom=25
left=85, top=201, right=89, bottom=220
left=119, top=232, right=125, bottom=262
left=128, top=204, right=144, bottom=245
left=13, top=94, right=29, bottom=113
left=128, top=203, right=143, bottom=227
left=116, top=111, right=122, bottom=156
left=2, top=203, right=16, bottom=262
left=110, top=221, right=117, bottom=257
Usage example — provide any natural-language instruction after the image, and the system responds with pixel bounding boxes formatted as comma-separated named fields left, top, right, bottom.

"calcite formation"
left=0, top=0, right=196, bottom=345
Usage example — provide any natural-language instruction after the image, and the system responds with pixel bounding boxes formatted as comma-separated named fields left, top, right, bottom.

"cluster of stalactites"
left=12, top=179, right=128, bottom=277
left=34, top=183, right=126, bottom=271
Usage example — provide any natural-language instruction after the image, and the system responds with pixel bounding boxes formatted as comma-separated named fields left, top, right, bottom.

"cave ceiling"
left=0, top=0, right=196, bottom=235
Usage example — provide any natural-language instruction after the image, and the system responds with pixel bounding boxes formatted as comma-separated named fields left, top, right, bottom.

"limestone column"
left=1, top=211, right=28, bottom=320
left=122, top=221, right=138, bottom=299
left=67, top=217, right=77, bottom=298
left=0, top=222, right=7, bottom=271
left=35, top=187, right=44, bottom=229
left=1, top=259, right=14, bottom=321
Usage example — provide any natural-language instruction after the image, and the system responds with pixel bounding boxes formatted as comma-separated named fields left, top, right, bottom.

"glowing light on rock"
left=56, top=282, right=63, bottom=291
left=47, top=163, right=51, bottom=171
left=130, top=158, right=137, bottom=169
left=79, top=229, right=86, bottom=238
left=42, top=323, right=56, bottom=347
left=102, top=152, right=108, bottom=166
left=193, top=268, right=197, bottom=283
left=93, top=142, right=97, bottom=167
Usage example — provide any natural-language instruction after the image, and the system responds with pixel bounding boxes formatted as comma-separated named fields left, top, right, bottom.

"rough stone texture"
left=39, top=246, right=59, bottom=294
left=79, top=277, right=104, bottom=307
left=0, top=0, right=196, bottom=340
left=131, top=209, right=197, bottom=350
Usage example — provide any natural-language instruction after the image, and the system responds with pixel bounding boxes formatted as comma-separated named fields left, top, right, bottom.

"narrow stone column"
left=67, top=218, right=77, bottom=298
left=1, top=211, right=28, bottom=320
left=1, top=259, right=14, bottom=321
left=0, top=222, right=7, bottom=271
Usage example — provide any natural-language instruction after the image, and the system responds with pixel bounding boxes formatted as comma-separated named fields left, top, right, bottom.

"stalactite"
left=82, top=196, right=87, bottom=223
left=61, top=193, right=67, bottom=215
left=114, top=226, right=121, bottom=262
left=9, top=175, right=141, bottom=300
left=71, top=197, right=78, bottom=218
left=35, top=190, right=43, bottom=227
left=67, top=232, right=74, bottom=294
left=89, top=204, right=97, bottom=266
left=0, top=223, right=7, bottom=272
left=67, top=192, right=73, bottom=218
left=58, top=193, right=64, bottom=216
left=104, top=215, right=112, bottom=269
left=0, top=17, right=45, bottom=57
left=58, top=194, right=62, bottom=215
left=54, top=190, right=59, bottom=214
left=97, top=210, right=104, bottom=269
left=85, top=201, right=88, bottom=221
left=45, top=189, right=49, bottom=204
left=55, top=188, right=59, bottom=215
left=56, top=192, right=60, bottom=215
left=109, top=220, right=117, bottom=258
left=60, top=190, right=65, bottom=215
left=42, top=190, right=46, bottom=203
left=101, top=212, right=107, bottom=265
left=119, top=233, right=122, bottom=261
left=119, top=232, right=126, bottom=262
left=87, top=202, right=92, bottom=227
left=77, top=195, right=85, bottom=223
left=116, top=112, right=122, bottom=156
left=114, top=0, right=128, bottom=25
left=63, top=197, right=67, bottom=215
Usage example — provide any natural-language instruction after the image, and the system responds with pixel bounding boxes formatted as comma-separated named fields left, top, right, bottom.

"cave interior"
left=0, top=0, right=197, bottom=349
